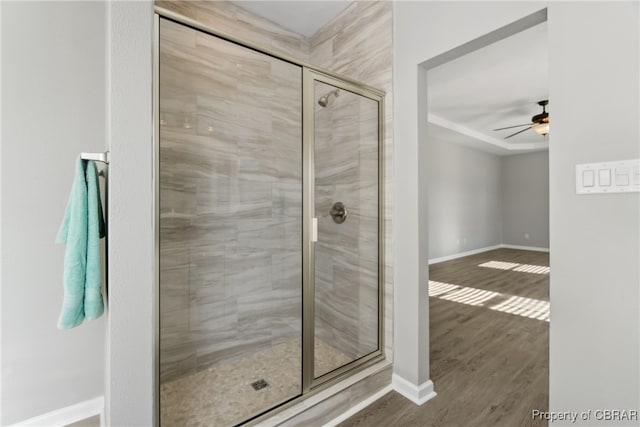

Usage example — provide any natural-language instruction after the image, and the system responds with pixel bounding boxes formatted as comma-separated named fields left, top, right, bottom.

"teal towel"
left=56, top=157, right=106, bottom=329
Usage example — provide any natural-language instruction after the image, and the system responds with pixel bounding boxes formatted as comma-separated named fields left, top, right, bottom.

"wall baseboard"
left=323, top=384, right=393, bottom=426
left=429, top=243, right=550, bottom=264
left=500, top=244, right=549, bottom=252
left=9, top=396, right=103, bottom=427
left=392, top=374, right=437, bottom=406
left=428, top=245, right=502, bottom=264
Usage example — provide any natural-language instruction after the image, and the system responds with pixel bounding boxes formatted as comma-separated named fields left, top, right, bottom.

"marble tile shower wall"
left=314, top=86, right=379, bottom=366
left=308, top=1, right=394, bottom=361
left=156, top=0, right=310, bottom=61
left=157, top=0, right=394, bottom=383
left=159, top=19, right=303, bottom=382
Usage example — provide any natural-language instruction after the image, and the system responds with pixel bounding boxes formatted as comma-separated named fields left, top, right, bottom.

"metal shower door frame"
left=153, top=8, right=386, bottom=426
left=302, top=68, right=385, bottom=393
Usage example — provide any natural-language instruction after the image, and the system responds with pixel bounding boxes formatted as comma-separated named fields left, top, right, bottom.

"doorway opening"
left=422, top=8, right=550, bottom=425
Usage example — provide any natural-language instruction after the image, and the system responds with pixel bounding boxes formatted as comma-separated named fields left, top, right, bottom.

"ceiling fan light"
left=532, top=122, right=549, bottom=136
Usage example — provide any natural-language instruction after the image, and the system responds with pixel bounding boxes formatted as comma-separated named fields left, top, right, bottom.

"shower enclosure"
left=155, top=10, right=384, bottom=427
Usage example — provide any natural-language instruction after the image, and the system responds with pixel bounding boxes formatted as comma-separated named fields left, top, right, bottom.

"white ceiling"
left=230, top=1, right=353, bottom=37
left=428, top=22, right=549, bottom=156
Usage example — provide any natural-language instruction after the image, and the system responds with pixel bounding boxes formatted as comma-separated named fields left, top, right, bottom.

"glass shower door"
left=158, top=18, right=303, bottom=427
left=310, top=76, right=382, bottom=380
left=157, top=15, right=385, bottom=422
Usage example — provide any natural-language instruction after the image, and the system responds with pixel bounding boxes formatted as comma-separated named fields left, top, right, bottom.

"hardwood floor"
left=339, top=248, right=549, bottom=427
left=65, top=415, right=100, bottom=427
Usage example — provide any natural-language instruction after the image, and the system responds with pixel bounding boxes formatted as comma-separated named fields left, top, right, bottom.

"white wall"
left=427, top=142, right=549, bottom=259
left=0, top=1, right=107, bottom=424
left=106, top=1, right=155, bottom=426
left=502, top=151, right=549, bottom=248
left=395, top=1, right=638, bottom=422
left=427, top=132, right=503, bottom=259
left=548, top=2, right=639, bottom=424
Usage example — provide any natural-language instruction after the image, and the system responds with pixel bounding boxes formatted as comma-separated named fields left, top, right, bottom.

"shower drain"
left=251, top=379, right=269, bottom=391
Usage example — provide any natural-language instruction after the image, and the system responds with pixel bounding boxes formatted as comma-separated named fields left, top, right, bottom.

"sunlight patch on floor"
left=429, top=280, right=549, bottom=322
left=513, top=264, right=551, bottom=274
left=490, top=295, right=549, bottom=321
left=479, top=260, right=550, bottom=275
left=478, top=261, right=521, bottom=270
left=429, top=280, right=461, bottom=296
left=437, top=284, right=499, bottom=306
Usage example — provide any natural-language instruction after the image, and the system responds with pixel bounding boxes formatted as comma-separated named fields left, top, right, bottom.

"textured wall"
left=156, top=0, right=309, bottom=61
left=155, top=10, right=393, bottom=426
left=313, top=81, right=380, bottom=375
left=159, top=18, right=302, bottom=382
left=502, top=151, right=549, bottom=249
left=108, top=1, right=393, bottom=424
left=309, top=0, right=394, bottom=363
left=157, top=0, right=393, bottom=380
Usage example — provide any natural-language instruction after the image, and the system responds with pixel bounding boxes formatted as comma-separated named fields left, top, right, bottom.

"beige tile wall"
left=309, top=1, right=394, bottom=362
left=157, top=0, right=394, bottom=419
left=156, top=0, right=310, bottom=61
left=313, top=81, right=381, bottom=375
left=159, top=18, right=303, bottom=382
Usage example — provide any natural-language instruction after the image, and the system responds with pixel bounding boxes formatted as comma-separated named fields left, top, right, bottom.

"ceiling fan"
left=493, top=100, right=549, bottom=139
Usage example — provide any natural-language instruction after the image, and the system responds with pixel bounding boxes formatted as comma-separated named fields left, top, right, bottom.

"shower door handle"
left=311, top=218, right=318, bottom=242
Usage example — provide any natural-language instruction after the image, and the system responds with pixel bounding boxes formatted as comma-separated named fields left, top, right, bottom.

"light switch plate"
left=576, top=159, right=640, bottom=194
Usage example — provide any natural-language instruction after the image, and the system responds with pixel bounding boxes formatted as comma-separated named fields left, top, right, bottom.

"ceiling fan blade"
left=493, top=123, right=532, bottom=131
left=504, top=126, right=532, bottom=139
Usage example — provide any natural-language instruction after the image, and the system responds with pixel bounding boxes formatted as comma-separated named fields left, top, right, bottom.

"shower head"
left=318, top=89, right=340, bottom=107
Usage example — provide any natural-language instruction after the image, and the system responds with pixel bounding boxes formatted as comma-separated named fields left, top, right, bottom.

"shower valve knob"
left=330, top=202, right=347, bottom=224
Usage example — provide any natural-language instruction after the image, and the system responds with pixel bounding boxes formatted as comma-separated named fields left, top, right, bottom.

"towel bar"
left=81, top=151, right=110, bottom=164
